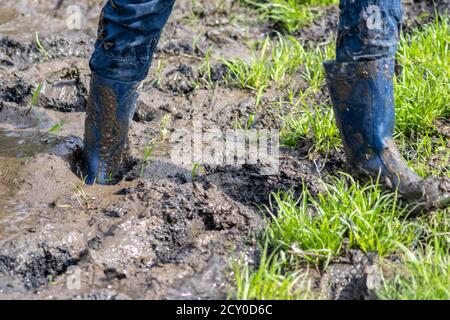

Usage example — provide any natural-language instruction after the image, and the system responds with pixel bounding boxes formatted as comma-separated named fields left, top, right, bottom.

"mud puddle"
left=0, top=129, right=51, bottom=158
left=0, top=128, right=57, bottom=235
left=0, top=0, right=448, bottom=300
left=0, top=8, right=17, bottom=26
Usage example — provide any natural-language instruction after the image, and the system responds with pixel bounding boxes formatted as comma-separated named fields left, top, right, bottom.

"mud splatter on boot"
left=83, top=73, right=140, bottom=185
left=324, top=58, right=450, bottom=212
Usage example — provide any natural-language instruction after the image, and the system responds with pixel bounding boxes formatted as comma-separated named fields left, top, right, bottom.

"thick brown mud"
left=0, top=0, right=448, bottom=300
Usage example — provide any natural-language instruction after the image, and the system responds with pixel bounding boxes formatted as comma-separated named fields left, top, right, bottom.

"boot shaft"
left=323, top=58, right=396, bottom=166
left=83, top=73, right=140, bottom=184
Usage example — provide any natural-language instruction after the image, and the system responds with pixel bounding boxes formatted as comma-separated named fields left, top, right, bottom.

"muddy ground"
left=0, top=0, right=448, bottom=300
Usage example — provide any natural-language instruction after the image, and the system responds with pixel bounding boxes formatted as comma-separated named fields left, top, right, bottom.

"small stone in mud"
left=18, top=244, right=79, bottom=289
left=164, top=64, right=196, bottom=95
left=115, top=187, right=136, bottom=196
left=161, top=41, right=193, bottom=55
left=104, top=205, right=127, bottom=218
left=205, top=27, right=241, bottom=43
left=0, top=78, right=32, bottom=104
left=210, top=63, right=229, bottom=83
left=319, top=250, right=380, bottom=300
left=87, top=237, right=103, bottom=250
left=168, top=64, right=194, bottom=79
left=167, top=79, right=195, bottom=95
left=0, top=59, right=14, bottom=67
left=133, top=101, right=157, bottom=122
left=103, top=268, right=127, bottom=282
left=159, top=103, right=176, bottom=114
left=0, top=256, right=17, bottom=274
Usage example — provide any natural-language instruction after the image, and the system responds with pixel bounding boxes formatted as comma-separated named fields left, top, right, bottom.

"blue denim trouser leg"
left=336, top=0, right=402, bottom=61
left=90, top=0, right=176, bottom=82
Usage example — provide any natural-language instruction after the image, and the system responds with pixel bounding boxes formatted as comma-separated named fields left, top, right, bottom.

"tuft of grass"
left=398, top=131, right=450, bottom=178
left=395, top=17, right=450, bottom=137
left=377, top=207, right=450, bottom=300
left=224, top=34, right=336, bottom=153
left=151, top=60, right=166, bottom=88
left=198, top=47, right=215, bottom=88
left=377, top=244, right=450, bottom=300
left=35, top=32, right=48, bottom=58
left=26, top=83, right=43, bottom=115
left=393, top=17, right=450, bottom=179
left=191, top=163, right=206, bottom=180
left=267, top=175, right=418, bottom=266
left=44, top=120, right=66, bottom=136
left=139, top=114, right=172, bottom=176
left=224, top=35, right=333, bottom=91
left=72, top=182, right=93, bottom=209
left=231, top=243, right=315, bottom=300
left=281, top=102, right=340, bottom=154
left=416, top=209, right=450, bottom=257
left=241, top=0, right=338, bottom=33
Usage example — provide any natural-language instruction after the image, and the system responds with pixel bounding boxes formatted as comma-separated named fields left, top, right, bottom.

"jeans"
left=90, top=0, right=175, bottom=82
left=88, top=0, right=402, bottom=82
left=336, top=0, right=402, bottom=61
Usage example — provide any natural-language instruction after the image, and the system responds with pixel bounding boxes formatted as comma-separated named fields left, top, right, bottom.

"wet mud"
left=0, top=0, right=448, bottom=300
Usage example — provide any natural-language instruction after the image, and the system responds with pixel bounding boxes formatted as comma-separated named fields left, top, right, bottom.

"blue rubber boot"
left=83, top=73, right=140, bottom=185
left=324, top=59, right=450, bottom=211
left=323, top=0, right=450, bottom=211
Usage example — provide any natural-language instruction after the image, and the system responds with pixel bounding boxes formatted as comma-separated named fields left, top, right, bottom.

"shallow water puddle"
left=0, top=129, right=50, bottom=158
left=0, top=7, right=20, bottom=35
left=0, top=129, right=52, bottom=234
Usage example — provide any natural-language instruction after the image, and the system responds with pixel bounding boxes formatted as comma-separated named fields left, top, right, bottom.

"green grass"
left=394, top=17, right=450, bottom=178
left=377, top=245, right=450, bottom=300
left=377, top=210, right=450, bottom=299
left=43, top=120, right=66, bottom=136
left=26, top=83, right=43, bottom=115
left=139, top=114, right=171, bottom=176
left=267, top=175, right=417, bottom=266
left=224, top=17, right=450, bottom=160
left=229, top=16, right=450, bottom=300
left=223, top=34, right=337, bottom=152
left=241, top=0, right=338, bottom=33
left=398, top=132, right=450, bottom=178
left=395, top=17, right=450, bottom=137
left=224, top=35, right=333, bottom=92
left=281, top=103, right=340, bottom=154
left=35, top=32, right=48, bottom=58
left=232, top=243, right=316, bottom=300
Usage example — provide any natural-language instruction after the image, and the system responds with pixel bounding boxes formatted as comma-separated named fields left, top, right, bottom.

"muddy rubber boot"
left=324, top=58, right=450, bottom=212
left=83, top=73, right=140, bottom=185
